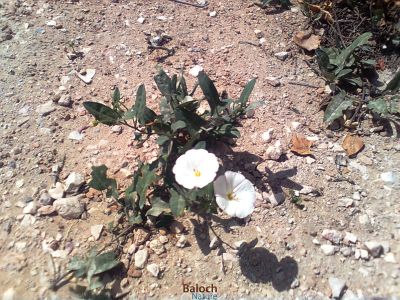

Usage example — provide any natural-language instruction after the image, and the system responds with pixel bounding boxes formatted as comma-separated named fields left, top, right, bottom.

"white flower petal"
left=173, top=149, right=219, bottom=189
left=214, top=171, right=256, bottom=219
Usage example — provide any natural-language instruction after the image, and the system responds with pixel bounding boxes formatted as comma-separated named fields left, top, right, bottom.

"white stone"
left=338, top=197, right=354, bottom=208
left=64, top=172, right=85, bottom=194
left=147, top=263, right=160, bottom=278
left=384, top=253, right=397, bottom=263
left=137, top=16, right=145, bottom=24
left=23, top=202, right=38, bottom=215
left=134, top=249, right=149, bottom=269
left=46, top=20, right=56, bottom=27
left=329, top=277, right=346, bottom=299
left=53, top=196, right=84, bottom=219
left=343, top=232, right=357, bottom=244
left=274, top=51, right=289, bottom=61
left=266, top=140, right=283, bottom=161
left=209, top=11, right=217, bottom=17
left=359, top=214, right=370, bottom=225
left=2, top=288, right=15, bottom=300
left=321, top=244, right=337, bottom=256
left=76, top=69, right=95, bottom=84
left=36, top=101, right=56, bottom=116
left=364, top=241, right=383, bottom=258
left=176, top=235, right=187, bottom=248
left=49, top=182, right=65, bottom=200
left=91, top=225, right=104, bottom=241
left=189, top=65, right=203, bottom=77
left=58, top=94, right=71, bottom=107
left=68, top=131, right=84, bottom=141
left=15, top=179, right=24, bottom=188
left=261, top=128, right=274, bottom=143
left=322, top=229, right=343, bottom=245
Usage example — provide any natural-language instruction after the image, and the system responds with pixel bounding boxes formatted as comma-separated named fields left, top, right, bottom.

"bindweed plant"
left=83, top=68, right=262, bottom=226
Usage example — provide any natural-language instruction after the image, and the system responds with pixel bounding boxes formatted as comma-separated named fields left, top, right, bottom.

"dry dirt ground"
left=0, top=0, right=399, bottom=299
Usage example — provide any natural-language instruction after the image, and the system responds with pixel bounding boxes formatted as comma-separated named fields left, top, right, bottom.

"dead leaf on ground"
left=298, top=0, right=334, bottom=24
left=293, top=31, right=321, bottom=51
left=290, top=133, right=313, bottom=156
left=342, top=134, right=364, bottom=157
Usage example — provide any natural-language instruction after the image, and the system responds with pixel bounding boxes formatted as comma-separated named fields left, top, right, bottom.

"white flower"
left=173, top=149, right=219, bottom=189
left=213, top=171, right=256, bottom=218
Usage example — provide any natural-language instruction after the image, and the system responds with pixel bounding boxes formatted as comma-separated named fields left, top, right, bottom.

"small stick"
left=239, top=41, right=260, bottom=47
left=167, top=0, right=208, bottom=8
left=288, top=81, right=320, bottom=89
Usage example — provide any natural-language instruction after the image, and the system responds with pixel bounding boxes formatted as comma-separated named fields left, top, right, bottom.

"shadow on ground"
left=238, top=238, right=298, bottom=291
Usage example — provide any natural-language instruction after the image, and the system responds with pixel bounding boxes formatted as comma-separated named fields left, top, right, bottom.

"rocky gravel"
left=0, top=0, right=399, bottom=299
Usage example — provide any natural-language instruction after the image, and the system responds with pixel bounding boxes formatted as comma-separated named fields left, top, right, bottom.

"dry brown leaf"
left=298, top=0, right=334, bottom=24
left=342, top=134, right=364, bottom=157
left=290, top=134, right=313, bottom=156
left=293, top=31, right=321, bottom=51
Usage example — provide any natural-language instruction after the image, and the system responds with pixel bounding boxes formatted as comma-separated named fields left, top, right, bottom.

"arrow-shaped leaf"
left=323, top=90, right=353, bottom=124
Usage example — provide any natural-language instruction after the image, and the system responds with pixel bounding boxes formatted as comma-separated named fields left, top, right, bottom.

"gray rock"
left=39, top=192, right=53, bottom=206
left=134, top=249, right=149, bottom=269
left=321, top=244, right=338, bottom=256
left=266, top=140, right=283, bottom=161
left=340, top=247, right=352, bottom=257
left=358, top=214, right=370, bottom=225
left=64, top=172, right=85, bottom=194
left=268, top=192, right=285, bottom=206
left=176, top=235, right=187, bottom=248
left=48, top=182, right=65, bottom=200
left=338, top=197, right=354, bottom=208
left=53, top=196, right=85, bottom=219
left=91, top=225, right=104, bottom=241
left=21, top=214, right=35, bottom=227
left=266, top=76, right=280, bottom=87
left=329, top=277, right=346, bottom=299
left=111, top=125, right=122, bottom=134
left=36, top=101, right=56, bottom=116
left=149, top=239, right=166, bottom=255
left=364, top=241, right=383, bottom=258
left=146, top=263, right=160, bottom=278
left=352, top=191, right=361, bottom=200
left=23, top=201, right=38, bottom=215
left=274, top=51, right=289, bottom=61
left=58, top=94, right=72, bottom=107
left=322, top=229, right=343, bottom=245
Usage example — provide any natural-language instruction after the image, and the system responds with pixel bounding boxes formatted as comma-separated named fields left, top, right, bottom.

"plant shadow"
left=238, top=238, right=298, bottom=291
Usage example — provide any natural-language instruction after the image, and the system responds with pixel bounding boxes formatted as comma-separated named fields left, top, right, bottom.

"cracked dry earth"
left=0, top=0, right=399, bottom=299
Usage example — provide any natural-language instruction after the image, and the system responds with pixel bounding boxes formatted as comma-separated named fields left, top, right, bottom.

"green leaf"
left=131, top=85, right=157, bottom=125
left=384, top=70, right=400, bottom=93
left=154, top=69, right=173, bottom=102
left=367, top=98, right=388, bottom=115
left=169, top=189, right=186, bottom=216
left=198, top=71, right=221, bottom=115
left=336, top=68, right=353, bottom=78
left=323, top=91, right=353, bottom=123
left=345, top=77, right=363, bottom=87
left=129, top=214, right=143, bottom=225
left=83, top=102, right=121, bottom=126
left=193, top=140, right=206, bottom=149
left=157, top=135, right=170, bottom=145
left=136, top=164, right=159, bottom=209
left=361, top=59, right=376, bottom=65
left=67, top=256, right=88, bottom=278
left=112, top=87, right=121, bottom=111
left=245, top=100, right=265, bottom=112
left=87, top=276, right=104, bottom=291
left=146, top=197, right=171, bottom=216
left=332, top=32, right=372, bottom=70
left=174, top=107, right=206, bottom=135
left=89, top=165, right=118, bottom=199
left=171, top=120, right=186, bottom=132
left=90, top=252, right=119, bottom=276
left=238, top=78, right=256, bottom=108
left=177, top=74, right=188, bottom=97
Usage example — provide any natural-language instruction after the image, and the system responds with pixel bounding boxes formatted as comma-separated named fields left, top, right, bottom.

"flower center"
left=227, top=192, right=237, bottom=201
left=193, top=169, right=201, bottom=177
